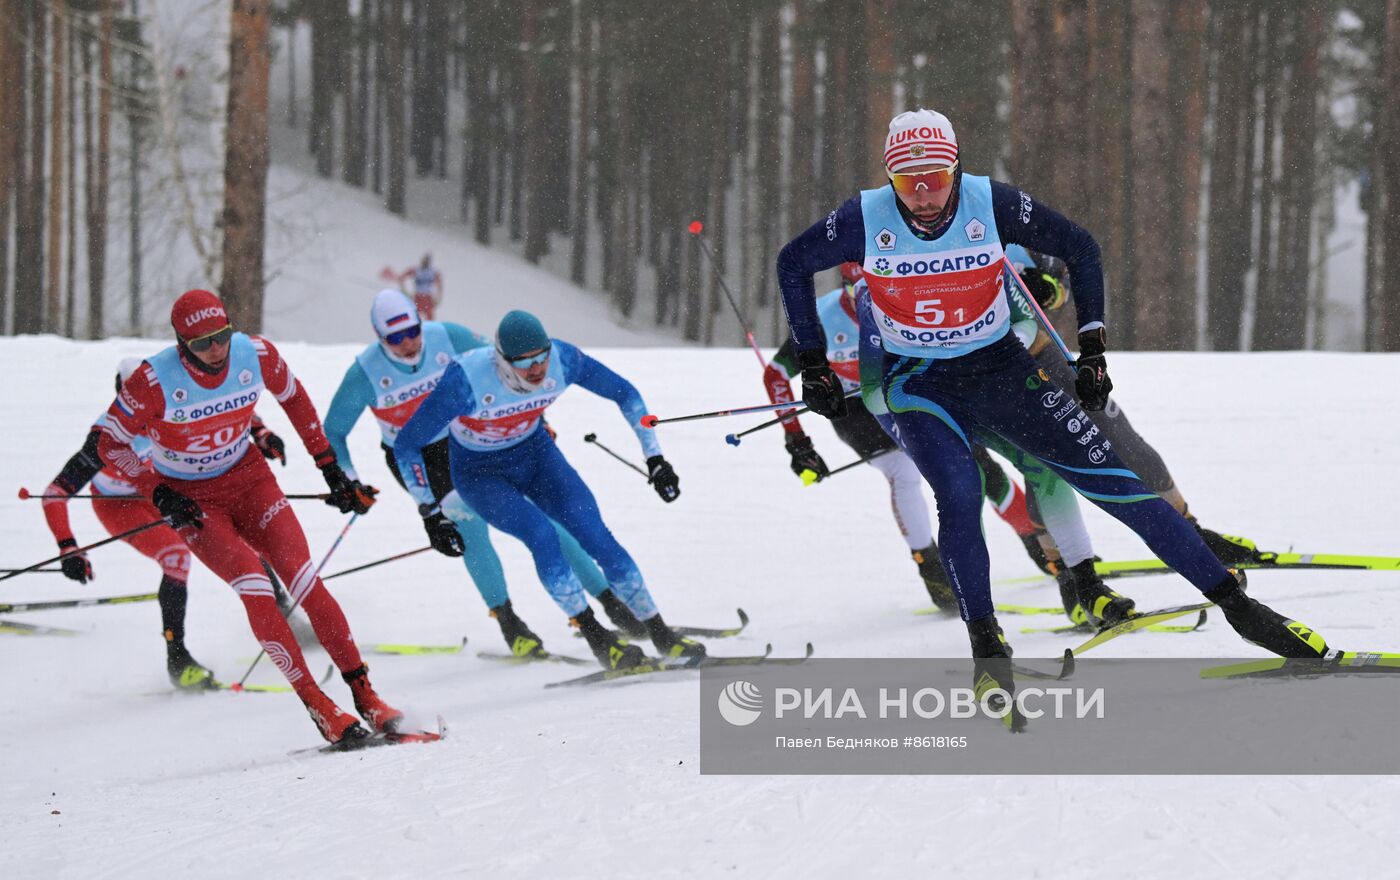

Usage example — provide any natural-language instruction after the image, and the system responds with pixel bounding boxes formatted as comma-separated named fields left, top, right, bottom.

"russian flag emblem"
left=386, top=313, right=413, bottom=327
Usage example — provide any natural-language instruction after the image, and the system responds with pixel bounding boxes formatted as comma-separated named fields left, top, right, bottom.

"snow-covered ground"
left=2, top=337, right=1398, bottom=878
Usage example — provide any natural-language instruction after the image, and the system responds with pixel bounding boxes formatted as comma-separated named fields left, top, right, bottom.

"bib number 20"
left=186, top=425, right=238, bottom=452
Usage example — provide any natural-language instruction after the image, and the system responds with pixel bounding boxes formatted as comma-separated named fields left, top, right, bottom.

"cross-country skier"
left=399, top=253, right=443, bottom=320
left=777, top=109, right=1333, bottom=717
left=764, top=260, right=1059, bottom=610
left=1005, top=243, right=1268, bottom=566
left=394, top=310, right=703, bottom=669
left=39, top=358, right=286, bottom=689
left=95, top=289, right=403, bottom=746
left=324, top=289, right=647, bottom=656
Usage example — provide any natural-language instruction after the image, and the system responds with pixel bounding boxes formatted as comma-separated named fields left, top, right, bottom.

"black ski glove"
left=419, top=504, right=464, bottom=557
left=1019, top=268, right=1065, bottom=311
left=797, top=348, right=846, bottom=419
left=319, top=459, right=378, bottom=514
left=646, top=455, right=680, bottom=503
left=251, top=424, right=287, bottom=466
left=152, top=484, right=203, bottom=530
left=1074, top=328, right=1113, bottom=412
left=57, top=538, right=93, bottom=583
left=784, top=433, right=829, bottom=482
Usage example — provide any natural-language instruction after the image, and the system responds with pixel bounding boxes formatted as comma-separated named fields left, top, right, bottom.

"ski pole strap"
left=322, top=545, right=434, bottom=581
left=0, top=519, right=167, bottom=584
left=1004, top=256, right=1074, bottom=364
left=583, top=433, right=650, bottom=479
left=235, top=512, right=360, bottom=688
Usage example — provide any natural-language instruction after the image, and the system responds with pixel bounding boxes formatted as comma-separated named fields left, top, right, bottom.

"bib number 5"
left=914, top=299, right=945, bottom=326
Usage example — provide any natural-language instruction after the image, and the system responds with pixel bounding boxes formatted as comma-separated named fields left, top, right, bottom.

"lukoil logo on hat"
left=170, top=289, right=230, bottom=339
left=884, top=109, right=958, bottom=173
left=717, top=680, right=763, bottom=726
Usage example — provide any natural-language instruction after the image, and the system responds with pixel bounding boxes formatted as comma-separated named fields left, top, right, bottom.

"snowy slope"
left=2, top=338, right=1398, bottom=878
left=257, top=163, right=678, bottom=348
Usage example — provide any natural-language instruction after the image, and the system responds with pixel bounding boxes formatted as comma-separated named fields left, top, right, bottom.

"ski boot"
left=342, top=664, right=404, bottom=733
left=646, top=613, right=707, bottom=662
left=596, top=589, right=650, bottom=638
left=967, top=615, right=1026, bottom=733
left=1019, top=530, right=1055, bottom=575
left=490, top=600, right=545, bottom=658
left=166, top=638, right=217, bottom=691
left=1068, top=559, right=1135, bottom=629
left=1205, top=570, right=1329, bottom=658
left=1053, top=566, right=1092, bottom=630
left=301, top=685, right=370, bottom=745
left=1194, top=523, right=1266, bottom=566
left=571, top=607, right=647, bottom=670
left=912, top=542, right=958, bottom=613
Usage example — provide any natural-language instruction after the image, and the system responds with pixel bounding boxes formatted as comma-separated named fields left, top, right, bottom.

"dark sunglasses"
left=186, top=326, right=233, bottom=352
left=384, top=324, right=423, bottom=346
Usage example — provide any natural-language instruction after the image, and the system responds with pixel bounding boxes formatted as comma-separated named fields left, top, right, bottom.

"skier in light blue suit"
left=394, top=309, right=704, bottom=670
left=324, top=290, right=639, bottom=658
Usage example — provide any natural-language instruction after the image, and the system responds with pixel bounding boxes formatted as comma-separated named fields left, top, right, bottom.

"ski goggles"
left=185, top=326, right=233, bottom=352
left=887, top=161, right=958, bottom=197
left=504, top=345, right=552, bottom=368
left=382, top=323, right=422, bottom=346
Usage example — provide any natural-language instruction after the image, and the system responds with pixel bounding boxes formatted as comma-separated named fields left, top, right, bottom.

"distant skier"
left=40, top=358, right=282, bottom=689
left=1005, top=243, right=1266, bottom=566
left=778, top=109, right=1334, bottom=721
left=761, top=261, right=1050, bottom=610
left=399, top=253, right=443, bottom=320
left=394, top=310, right=702, bottom=669
left=324, top=290, right=647, bottom=657
left=95, top=289, right=403, bottom=746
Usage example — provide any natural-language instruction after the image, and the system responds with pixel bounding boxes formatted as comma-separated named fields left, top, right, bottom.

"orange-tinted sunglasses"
left=888, top=161, right=958, bottom=196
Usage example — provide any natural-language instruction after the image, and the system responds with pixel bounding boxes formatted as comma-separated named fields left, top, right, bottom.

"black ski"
left=575, top=608, right=751, bottom=641
left=1012, top=649, right=1076, bottom=681
left=544, top=643, right=815, bottom=688
left=477, top=648, right=593, bottom=667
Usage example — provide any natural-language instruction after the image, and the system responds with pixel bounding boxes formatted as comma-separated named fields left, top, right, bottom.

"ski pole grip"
left=640, top=415, right=659, bottom=429
left=584, top=433, right=598, bottom=443
left=17, top=487, right=30, bottom=500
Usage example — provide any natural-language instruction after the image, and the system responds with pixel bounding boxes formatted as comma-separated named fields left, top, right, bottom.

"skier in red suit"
left=96, top=289, right=401, bottom=745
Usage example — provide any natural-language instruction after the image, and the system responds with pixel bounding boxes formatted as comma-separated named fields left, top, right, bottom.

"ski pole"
left=322, top=545, right=433, bottom=581
left=583, top=433, right=649, bottom=479
left=0, top=592, right=158, bottom=614
left=807, top=450, right=893, bottom=483
left=18, top=487, right=330, bottom=501
left=1004, top=257, right=1074, bottom=364
left=0, top=568, right=62, bottom=574
left=724, top=403, right=811, bottom=446
left=688, top=220, right=767, bottom=369
left=0, top=519, right=168, bottom=584
left=642, top=392, right=859, bottom=429
left=232, top=512, right=359, bottom=690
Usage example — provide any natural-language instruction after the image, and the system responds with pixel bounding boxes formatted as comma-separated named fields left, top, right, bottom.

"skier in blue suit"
left=777, top=109, right=1333, bottom=722
left=394, top=310, right=703, bottom=669
left=324, top=290, right=643, bottom=657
